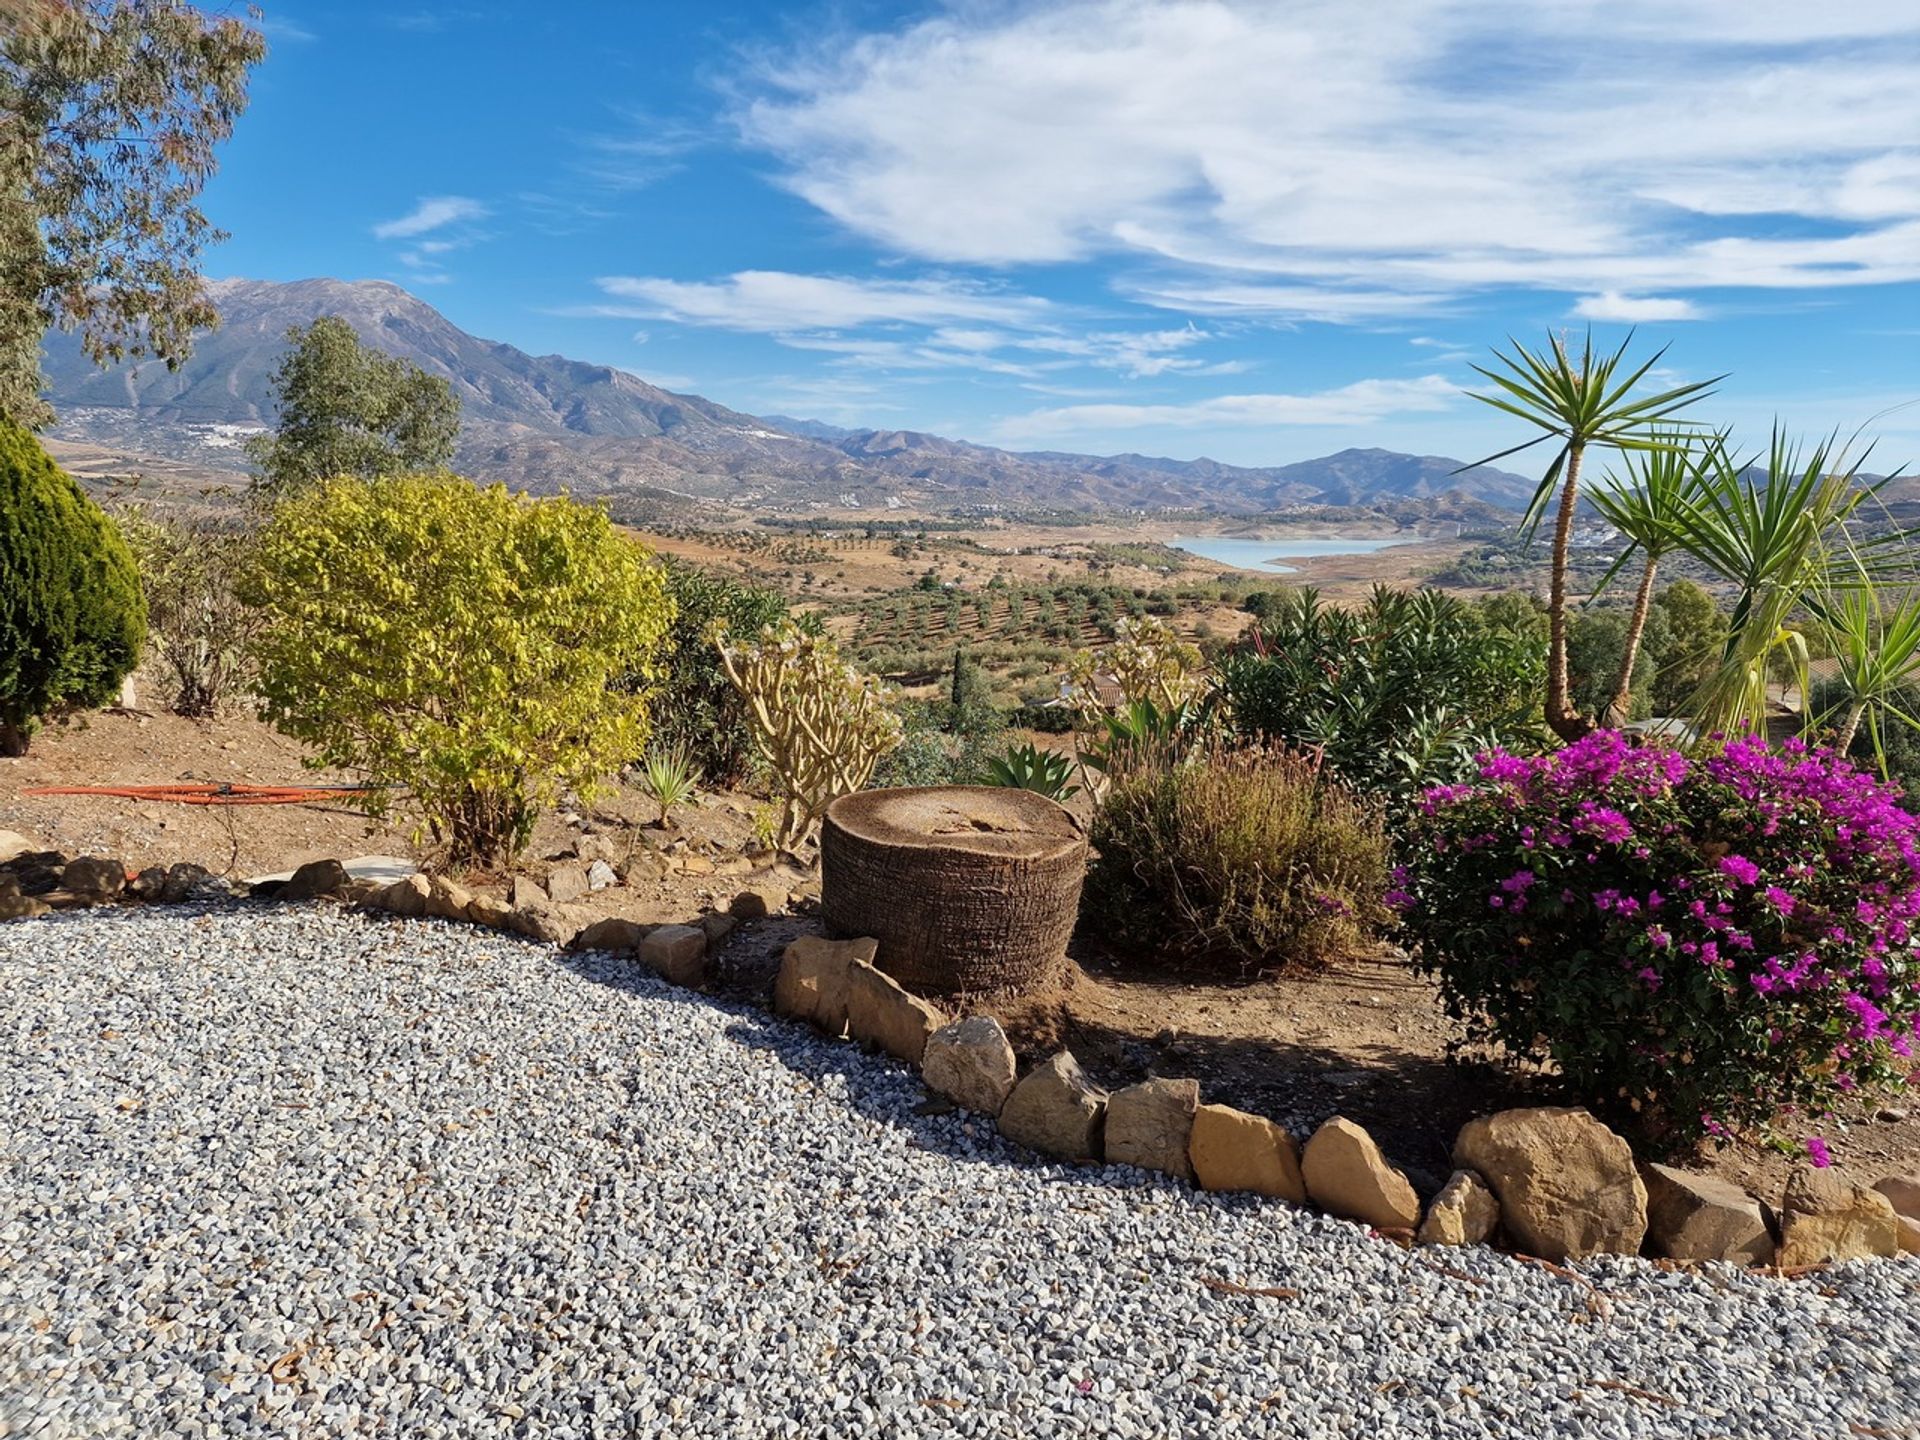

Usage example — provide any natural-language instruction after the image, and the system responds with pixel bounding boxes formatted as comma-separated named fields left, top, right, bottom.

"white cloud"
left=593, top=270, right=1052, bottom=331
left=373, top=196, right=489, bottom=240
left=997, top=375, right=1457, bottom=441
left=738, top=1, right=1920, bottom=311
left=1572, top=293, right=1703, bottom=323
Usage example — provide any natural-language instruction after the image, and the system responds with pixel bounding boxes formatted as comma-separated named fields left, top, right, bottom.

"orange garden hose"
left=21, top=783, right=377, bottom=807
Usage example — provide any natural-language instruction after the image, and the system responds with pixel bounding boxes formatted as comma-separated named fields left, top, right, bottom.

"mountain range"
left=40, top=277, right=1536, bottom=519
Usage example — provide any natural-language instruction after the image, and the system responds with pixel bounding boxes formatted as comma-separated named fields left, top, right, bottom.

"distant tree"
left=246, top=317, right=460, bottom=493
left=1648, top=579, right=1728, bottom=717
left=0, top=0, right=264, bottom=427
left=1568, top=605, right=1672, bottom=724
left=0, top=421, right=145, bottom=753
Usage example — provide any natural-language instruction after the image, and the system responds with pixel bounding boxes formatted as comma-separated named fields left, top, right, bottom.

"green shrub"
left=118, top=508, right=262, bottom=716
left=0, top=423, right=145, bottom=753
left=246, top=474, right=672, bottom=866
left=652, top=561, right=797, bottom=785
left=1087, top=742, right=1389, bottom=974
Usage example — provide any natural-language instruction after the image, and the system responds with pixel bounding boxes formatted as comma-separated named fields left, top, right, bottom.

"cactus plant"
left=714, top=622, right=903, bottom=852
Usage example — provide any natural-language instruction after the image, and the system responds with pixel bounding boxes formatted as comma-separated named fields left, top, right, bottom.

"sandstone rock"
left=62, top=856, right=126, bottom=898
left=0, top=830, right=41, bottom=865
left=921, top=1016, right=1018, bottom=1115
left=376, top=873, right=432, bottom=918
left=0, top=874, right=17, bottom=901
left=1188, top=1103, right=1306, bottom=1203
left=1417, top=1169, right=1500, bottom=1248
left=998, top=1051, right=1106, bottom=1162
left=1871, top=1172, right=1920, bottom=1223
left=425, top=875, right=476, bottom=922
left=546, top=864, right=590, bottom=904
left=465, top=893, right=513, bottom=928
left=509, top=875, right=549, bottom=908
left=159, top=862, right=213, bottom=904
left=507, top=899, right=584, bottom=945
left=729, top=886, right=784, bottom=920
left=846, top=960, right=944, bottom=1065
left=2, top=852, right=66, bottom=896
left=1777, top=1166, right=1899, bottom=1266
left=0, top=893, right=51, bottom=920
left=638, top=924, right=707, bottom=987
left=772, top=936, right=876, bottom=1037
left=587, top=859, right=618, bottom=892
left=569, top=916, right=653, bottom=952
left=339, top=877, right=383, bottom=906
left=280, top=859, right=348, bottom=903
left=678, top=854, right=715, bottom=877
left=128, top=866, right=169, bottom=901
left=1896, top=1216, right=1920, bottom=1256
left=699, top=912, right=738, bottom=947
left=1641, top=1163, right=1773, bottom=1266
left=1105, top=1077, right=1200, bottom=1180
left=1302, top=1117, right=1421, bottom=1231
left=1453, top=1107, right=1647, bottom=1260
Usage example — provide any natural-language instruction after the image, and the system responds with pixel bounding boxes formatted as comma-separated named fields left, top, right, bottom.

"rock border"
left=5, top=840, right=1916, bottom=1273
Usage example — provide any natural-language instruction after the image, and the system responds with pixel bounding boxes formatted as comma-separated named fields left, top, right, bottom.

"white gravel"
left=2, top=904, right=1916, bottom=1438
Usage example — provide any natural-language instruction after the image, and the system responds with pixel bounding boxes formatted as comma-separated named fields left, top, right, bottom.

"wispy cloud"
left=996, top=375, right=1458, bottom=441
left=736, top=1, right=1920, bottom=316
left=372, top=196, right=490, bottom=240
left=591, top=271, right=1054, bottom=331
left=1572, top=293, right=1704, bottom=323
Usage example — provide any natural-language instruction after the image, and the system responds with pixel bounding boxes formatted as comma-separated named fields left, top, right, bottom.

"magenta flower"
left=1718, top=854, right=1761, bottom=886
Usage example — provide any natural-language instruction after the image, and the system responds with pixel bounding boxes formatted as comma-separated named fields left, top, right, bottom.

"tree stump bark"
left=821, top=786, right=1086, bottom=997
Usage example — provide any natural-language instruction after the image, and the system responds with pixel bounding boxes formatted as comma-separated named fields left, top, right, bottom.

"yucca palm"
left=1811, top=553, right=1920, bottom=762
left=1585, top=434, right=1717, bottom=725
left=1465, top=332, right=1721, bottom=740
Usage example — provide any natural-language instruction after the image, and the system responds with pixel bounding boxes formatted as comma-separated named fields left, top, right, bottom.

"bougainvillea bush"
left=1397, top=730, right=1920, bottom=1157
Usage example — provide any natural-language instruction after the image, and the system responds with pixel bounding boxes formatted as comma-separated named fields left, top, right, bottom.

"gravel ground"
left=2, top=905, right=1917, bottom=1439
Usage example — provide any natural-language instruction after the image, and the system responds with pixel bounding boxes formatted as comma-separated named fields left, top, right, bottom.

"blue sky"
left=206, top=1, right=1920, bottom=469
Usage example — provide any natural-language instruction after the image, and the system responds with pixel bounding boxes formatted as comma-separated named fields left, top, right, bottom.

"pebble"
left=1, top=904, right=1916, bottom=1437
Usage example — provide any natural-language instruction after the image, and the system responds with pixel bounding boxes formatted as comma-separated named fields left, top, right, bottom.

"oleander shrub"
left=0, top=423, right=146, bottom=754
left=1087, top=741, right=1390, bottom=974
left=246, top=474, right=673, bottom=866
left=1398, top=730, right=1920, bottom=1157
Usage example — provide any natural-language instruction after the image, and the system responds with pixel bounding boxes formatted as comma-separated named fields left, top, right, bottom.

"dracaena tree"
left=1465, top=332, right=1720, bottom=741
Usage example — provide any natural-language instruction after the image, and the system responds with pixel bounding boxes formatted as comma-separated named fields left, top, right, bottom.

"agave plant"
left=1465, top=332, right=1721, bottom=741
left=638, top=744, right=702, bottom=828
left=981, top=741, right=1080, bottom=803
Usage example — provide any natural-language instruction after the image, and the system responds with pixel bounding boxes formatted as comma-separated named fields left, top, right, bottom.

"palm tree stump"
left=821, top=786, right=1087, bottom=996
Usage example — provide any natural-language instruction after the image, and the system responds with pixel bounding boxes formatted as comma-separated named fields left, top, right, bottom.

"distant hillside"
left=42, top=277, right=1536, bottom=516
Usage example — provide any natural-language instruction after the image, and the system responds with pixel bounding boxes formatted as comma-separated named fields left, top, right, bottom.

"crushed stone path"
left=1, top=905, right=1916, bottom=1438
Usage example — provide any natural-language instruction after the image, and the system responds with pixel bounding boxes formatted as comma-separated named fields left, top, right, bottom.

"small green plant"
left=1086, top=741, right=1389, bottom=974
left=0, top=424, right=146, bottom=754
left=117, top=506, right=263, bottom=717
left=982, top=741, right=1080, bottom=802
left=715, top=622, right=903, bottom=851
left=638, top=745, right=701, bottom=827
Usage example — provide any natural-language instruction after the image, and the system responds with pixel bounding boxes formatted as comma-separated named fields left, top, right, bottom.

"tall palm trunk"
left=1835, top=699, right=1866, bottom=755
left=1603, top=551, right=1661, bottom=727
left=1545, top=442, right=1593, bottom=742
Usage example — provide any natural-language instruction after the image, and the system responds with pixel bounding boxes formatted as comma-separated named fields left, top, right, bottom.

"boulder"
left=127, top=866, right=169, bottom=901
left=921, top=1016, right=1018, bottom=1115
left=1417, top=1170, right=1500, bottom=1248
left=587, top=859, right=619, bottom=892
left=1105, top=1077, right=1200, bottom=1180
left=425, top=875, right=475, bottom=922
left=0, top=893, right=51, bottom=921
left=280, top=859, right=348, bottom=902
left=2, top=852, right=66, bottom=896
left=1641, top=1163, right=1773, bottom=1266
left=0, top=873, right=17, bottom=901
left=378, top=873, right=432, bottom=918
left=638, top=924, right=707, bottom=987
left=466, top=893, right=513, bottom=928
left=729, top=886, right=786, bottom=920
left=0, top=830, right=42, bottom=865
left=997, top=1051, right=1106, bottom=1162
left=772, top=936, right=876, bottom=1037
left=509, top=875, right=549, bottom=908
left=62, top=857, right=126, bottom=898
left=699, top=912, right=738, bottom=947
left=1896, top=1216, right=1920, bottom=1257
left=507, top=899, right=583, bottom=945
left=1188, top=1103, right=1306, bottom=1203
left=546, top=864, right=590, bottom=904
left=1871, top=1172, right=1920, bottom=1223
left=1302, top=1117, right=1421, bottom=1231
left=570, top=916, right=653, bottom=952
left=1777, top=1167, right=1899, bottom=1266
left=1453, top=1107, right=1646, bottom=1260
left=159, top=862, right=213, bottom=904
left=846, top=960, right=945, bottom=1065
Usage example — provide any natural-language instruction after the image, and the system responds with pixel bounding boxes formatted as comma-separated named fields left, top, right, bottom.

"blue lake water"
left=1170, top=534, right=1419, bottom=575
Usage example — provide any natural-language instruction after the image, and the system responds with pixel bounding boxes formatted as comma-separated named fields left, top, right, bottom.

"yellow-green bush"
left=246, top=474, right=673, bottom=866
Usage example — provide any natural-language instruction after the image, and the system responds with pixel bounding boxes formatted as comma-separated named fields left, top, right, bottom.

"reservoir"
left=1170, top=534, right=1420, bottom=575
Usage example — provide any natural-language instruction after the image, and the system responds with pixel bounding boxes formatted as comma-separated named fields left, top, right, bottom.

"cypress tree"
left=0, top=424, right=146, bottom=754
